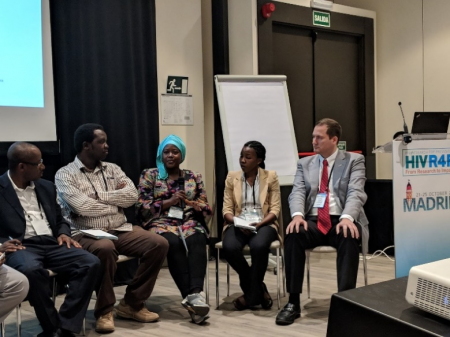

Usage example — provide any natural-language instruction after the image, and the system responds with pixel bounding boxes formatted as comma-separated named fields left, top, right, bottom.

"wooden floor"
left=3, top=253, right=395, bottom=337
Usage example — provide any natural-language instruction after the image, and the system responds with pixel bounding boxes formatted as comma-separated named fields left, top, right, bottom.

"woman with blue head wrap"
left=156, top=134, right=186, bottom=180
left=136, top=134, right=212, bottom=324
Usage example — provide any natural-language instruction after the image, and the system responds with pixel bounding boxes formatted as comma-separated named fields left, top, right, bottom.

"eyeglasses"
left=22, top=159, right=44, bottom=166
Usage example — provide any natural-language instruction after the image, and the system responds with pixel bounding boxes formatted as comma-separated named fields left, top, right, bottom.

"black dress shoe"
left=37, top=331, right=56, bottom=337
left=261, top=282, right=273, bottom=309
left=232, top=295, right=249, bottom=311
left=275, top=303, right=301, bottom=325
left=56, top=328, right=76, bottom=337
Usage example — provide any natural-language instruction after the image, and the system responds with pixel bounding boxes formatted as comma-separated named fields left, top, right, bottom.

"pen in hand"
left=9, top=236, right=19, bottom=246
left=3, top=236, right=24, bottom=252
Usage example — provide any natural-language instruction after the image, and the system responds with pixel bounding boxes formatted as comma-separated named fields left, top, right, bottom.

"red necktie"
left=317, top=159, right=332, bottom=234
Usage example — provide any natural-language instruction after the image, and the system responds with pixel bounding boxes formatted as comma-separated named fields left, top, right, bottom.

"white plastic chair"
left=214, top=240, right=285, bottom=309
left=305, top=242, right=368, bottom=298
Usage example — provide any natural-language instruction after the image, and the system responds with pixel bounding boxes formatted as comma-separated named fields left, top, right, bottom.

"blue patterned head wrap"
left=156, top=134, right=186, bottom=179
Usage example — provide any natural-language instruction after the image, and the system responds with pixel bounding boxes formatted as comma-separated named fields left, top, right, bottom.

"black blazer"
left=0, top=172, right=71, bottom=243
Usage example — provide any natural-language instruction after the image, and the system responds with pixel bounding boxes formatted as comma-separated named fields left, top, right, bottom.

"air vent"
left=414, top=278, right=450, bottom=319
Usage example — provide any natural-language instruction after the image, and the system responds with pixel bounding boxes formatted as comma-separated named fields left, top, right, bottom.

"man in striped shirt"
left=55, top=123, right=169, bottom=333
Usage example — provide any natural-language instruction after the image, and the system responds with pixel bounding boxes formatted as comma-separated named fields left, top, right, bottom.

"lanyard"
left=23, top=201, right=44, bottom=221
left=82, top=168, right=108, bottom=199
left=319, top=159, right=335, bottom=192
left=164, top=169, right=189, bottom=255
left=244, top=177, right=257, bottom=210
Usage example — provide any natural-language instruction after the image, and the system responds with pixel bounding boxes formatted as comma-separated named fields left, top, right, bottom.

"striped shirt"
left=55, top=156, right=138, bottom=236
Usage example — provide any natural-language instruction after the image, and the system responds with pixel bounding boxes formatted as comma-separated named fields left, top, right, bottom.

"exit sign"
left=313, top=10, right=330, bottom=27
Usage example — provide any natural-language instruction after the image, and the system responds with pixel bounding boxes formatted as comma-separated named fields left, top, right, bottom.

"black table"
left=327, top=277, right=450, bottom=337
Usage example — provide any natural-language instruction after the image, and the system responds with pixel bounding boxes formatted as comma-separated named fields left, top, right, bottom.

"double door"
left=258, top=1, right=375, bottom=178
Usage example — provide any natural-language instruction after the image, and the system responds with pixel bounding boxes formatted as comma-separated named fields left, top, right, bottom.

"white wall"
left=200, top=0, right=217, bottom=236
left=422, top=0, right=450, bottom=111
left=155, top=0, right=206, bottom=176
left=228, top=0, right=258, bottom=75
left=155, top=0, right=217, bottom=235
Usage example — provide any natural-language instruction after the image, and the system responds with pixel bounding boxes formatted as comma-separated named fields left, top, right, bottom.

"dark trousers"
left=6, top=235, right=100, bottom=333
left=75, top=226, right=169, bottom=318
left=285, top=216, right=361, bottom=295
left=222, top=225, right=278, bottom=306
left=160, top=231, right=207, bottom=298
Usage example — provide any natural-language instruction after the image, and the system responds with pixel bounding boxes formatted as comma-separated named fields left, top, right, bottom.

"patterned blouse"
left=136, top=168, right=211, bottom=238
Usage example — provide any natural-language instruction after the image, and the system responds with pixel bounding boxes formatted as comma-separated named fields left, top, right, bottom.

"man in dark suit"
left=276, top=118, right=368, bottom=325
left=0, top=142, right=100, bottom=337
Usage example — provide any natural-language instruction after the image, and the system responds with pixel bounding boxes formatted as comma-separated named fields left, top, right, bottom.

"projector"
left=406, top=258, right=450, bottom=320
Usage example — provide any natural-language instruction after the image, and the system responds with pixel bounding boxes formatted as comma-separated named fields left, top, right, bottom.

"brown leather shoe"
left=115, top=299, right=159, bottom=323
left=96, top=311, right=115, bottom=333
left=232, top=295, right=249, bottom=311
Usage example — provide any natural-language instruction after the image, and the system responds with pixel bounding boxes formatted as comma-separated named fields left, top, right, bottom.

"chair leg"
left=215, top=248, right=220, bottom=309
left=362, top=250, right=368, bottom=286
left=82, top=318, right=86, bottom=336
left=306, top=251, right=311, bottom=299
left=0, top=305, right=21, bottom=337
left=360, top=225, right=368, bottom=286
left=281, top=248, right=286, bottom=297
left=226, top=263, right=230, bottom=297
left=17, top=304, right=21, bottom=337
left=276, top=247, right=281, bottom=310
left=205, top=245, right=210, bottom=305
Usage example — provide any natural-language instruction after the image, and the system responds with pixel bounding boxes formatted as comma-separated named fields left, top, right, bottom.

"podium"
left=374, top=134, right=450, bottom=277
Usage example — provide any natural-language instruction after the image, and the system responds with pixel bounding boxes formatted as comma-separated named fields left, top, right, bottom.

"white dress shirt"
left=8, top=171, right=52, bottom=239
left=241, top=171, right=262, bottom=211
